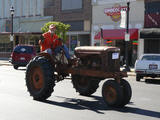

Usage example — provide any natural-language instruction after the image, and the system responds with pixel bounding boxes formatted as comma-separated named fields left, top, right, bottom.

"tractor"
left=25, top=46, right=132, bottom=108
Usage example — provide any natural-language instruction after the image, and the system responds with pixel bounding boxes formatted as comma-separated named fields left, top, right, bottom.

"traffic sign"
left=125, top=33, right=130, bottom=41
left=10, top=35, right=14, bottom=41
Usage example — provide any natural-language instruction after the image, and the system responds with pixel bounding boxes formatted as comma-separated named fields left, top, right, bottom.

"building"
left=91, top=0, right=145, bottom=66
left=0, top=0, right=53, bottom=58
left=44, top=0, right=92, bottom=55
left=140, top=0, right=160, bottom=55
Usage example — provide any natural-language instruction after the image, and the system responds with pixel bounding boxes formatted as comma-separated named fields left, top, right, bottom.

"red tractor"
left=25, top=46, right=132, bottom=108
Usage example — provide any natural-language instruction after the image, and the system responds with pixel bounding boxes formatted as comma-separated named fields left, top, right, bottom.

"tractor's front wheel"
left=102, top=80, right=123, bottom=107
left=119, top=79, right=132, bottom=107
left=26, top=57, right=55, bottom=101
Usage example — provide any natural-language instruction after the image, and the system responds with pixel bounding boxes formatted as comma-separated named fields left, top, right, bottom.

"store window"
left=144, top=39, right=160, bottom=53
left=0, top=35, right=13, bottom=52
left=61, top=0, right=82, bottom=11
left=69, top=35, right=78, bottom=55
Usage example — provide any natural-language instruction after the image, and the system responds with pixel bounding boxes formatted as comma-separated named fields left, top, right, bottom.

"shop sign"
left=104, top=4, right=128, bottom=22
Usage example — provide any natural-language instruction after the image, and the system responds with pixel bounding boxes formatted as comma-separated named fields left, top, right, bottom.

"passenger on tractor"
left=39, top=24, right=71, bottom=64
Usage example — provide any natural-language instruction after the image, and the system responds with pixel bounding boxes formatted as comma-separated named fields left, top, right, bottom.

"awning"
left=140, top=28, right=160, bottom=39
left=94, top=29, right=138, bottom=40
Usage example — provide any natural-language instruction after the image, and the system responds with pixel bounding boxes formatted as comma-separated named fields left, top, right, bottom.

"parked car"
left=10, top=45, right=36, bottom=69
left=135, top=54, right=160, bottom=81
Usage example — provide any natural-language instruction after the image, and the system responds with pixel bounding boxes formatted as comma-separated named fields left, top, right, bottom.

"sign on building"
left=104, top=4, right=128, bottom=22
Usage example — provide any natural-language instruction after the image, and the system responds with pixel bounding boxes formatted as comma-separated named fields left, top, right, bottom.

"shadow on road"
left=43, top=95, right=106, bottom=114
left=39, top=95, right=160, bottom=118
left=145, top=79, right=160, bottom=85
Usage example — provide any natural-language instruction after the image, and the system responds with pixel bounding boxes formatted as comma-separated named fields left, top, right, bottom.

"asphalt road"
left=0, top=66, right=160, bottom=120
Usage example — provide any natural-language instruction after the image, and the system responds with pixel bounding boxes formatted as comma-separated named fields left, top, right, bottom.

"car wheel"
left=136, top=74, right=141, bottom=81
left=13, top=65, right=18, bottom=69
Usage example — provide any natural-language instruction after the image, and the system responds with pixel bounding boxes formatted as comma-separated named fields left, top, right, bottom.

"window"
left=4, top=0, right=9, bottom=18
left=29, top=0, right=34, bottom=16
left=15, top=0, right=21, bottom=16
left=36, top=0, right=41, bottom=15
left=44, top=0, right=54, bottom=8
left=5, top=20, right=11, bottom=32
left=61, top=0, right=82, bottom=11
left=13, top=46, right=33, bottom=54
left=63, top=21, right=84, bottom=31
left=0, top=0, right=2, bottom=18
left=145, top=1, right=160, bottom=28
left=142, top=55, right=160, bottom=61
left=22, top=0, right=27, bottom=16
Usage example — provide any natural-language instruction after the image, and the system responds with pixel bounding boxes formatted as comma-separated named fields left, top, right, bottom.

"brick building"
left=44, top=0, right=92, bottom=55
left=140, top=0, right=160, bottom=54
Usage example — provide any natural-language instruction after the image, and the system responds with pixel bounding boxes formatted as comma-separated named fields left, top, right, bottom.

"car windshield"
left=14, top=46, right=33, bottom=54
left=142, top=55, right=160, bottom=61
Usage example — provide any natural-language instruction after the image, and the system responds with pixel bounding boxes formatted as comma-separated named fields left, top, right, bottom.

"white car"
left=135, top=54, right=160, bottom=81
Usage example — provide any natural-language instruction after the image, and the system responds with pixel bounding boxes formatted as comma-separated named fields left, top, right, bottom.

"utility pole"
left=124, top=2, right=130, bottom=71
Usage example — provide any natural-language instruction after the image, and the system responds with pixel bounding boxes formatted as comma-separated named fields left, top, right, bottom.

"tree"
left=41, top=21, right=70, bottom=43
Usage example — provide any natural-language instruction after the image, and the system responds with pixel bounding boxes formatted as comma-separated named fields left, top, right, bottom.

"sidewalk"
left=0, top=58, right=11, bottom=66
left=0, top=59, right=136, bottom=76
left=126, top=68, right=136, bottom=76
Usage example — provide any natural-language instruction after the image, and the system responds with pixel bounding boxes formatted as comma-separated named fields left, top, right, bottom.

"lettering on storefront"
left=104, top=4, right=128, bottom=22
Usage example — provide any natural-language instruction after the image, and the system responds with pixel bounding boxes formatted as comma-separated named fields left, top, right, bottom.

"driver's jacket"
left=40, top=32, right=62, bottom=51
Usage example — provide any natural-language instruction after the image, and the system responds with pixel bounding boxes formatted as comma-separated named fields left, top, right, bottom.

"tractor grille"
left=106, top=51, right=120, bottom=72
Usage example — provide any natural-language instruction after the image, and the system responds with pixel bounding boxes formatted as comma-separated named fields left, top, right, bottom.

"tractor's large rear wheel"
left=72, top=75, right=100, bottom=96
left=26, top=57, right=55, bottom=101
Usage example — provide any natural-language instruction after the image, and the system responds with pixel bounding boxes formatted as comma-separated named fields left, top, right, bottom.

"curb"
left=127, top=72, right=136, bottom=76
left=0, top=63, right=12, bottom=66
left=0, top=60, right=12, bottom=66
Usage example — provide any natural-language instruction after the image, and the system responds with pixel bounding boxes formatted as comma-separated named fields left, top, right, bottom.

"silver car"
left=135, top=54, right=160, bottom=81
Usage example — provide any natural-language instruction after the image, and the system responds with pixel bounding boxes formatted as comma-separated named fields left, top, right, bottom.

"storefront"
left=66, top=32, right=90, bottom=55
left=140, top=28, right=160, bottom=54
left=94, top=28, right=138, bottom=66
left=63, top=20, right=91, bottom=55
left=91, top=0, right=144, bottom=66
left=138, top=0, right=160, bottom=55
left=0, top=32, right=41, bottom=58
left=0, top=16, right=53, bottom=58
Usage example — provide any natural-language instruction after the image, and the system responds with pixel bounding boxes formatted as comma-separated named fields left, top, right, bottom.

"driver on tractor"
left=39, top=24, right=71, bottom=64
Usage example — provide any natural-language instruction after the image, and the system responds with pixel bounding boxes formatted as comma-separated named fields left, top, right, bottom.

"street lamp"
left=10, top=6, right=14, bottom=42
left=124, top=1, right=130, bottom=71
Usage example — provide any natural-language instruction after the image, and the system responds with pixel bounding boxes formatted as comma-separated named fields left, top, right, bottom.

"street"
left=0, top=66, right=160, bottom=120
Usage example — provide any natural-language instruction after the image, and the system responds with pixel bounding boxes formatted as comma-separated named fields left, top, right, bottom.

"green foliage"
left=41, top=21, right=70, bottom=43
